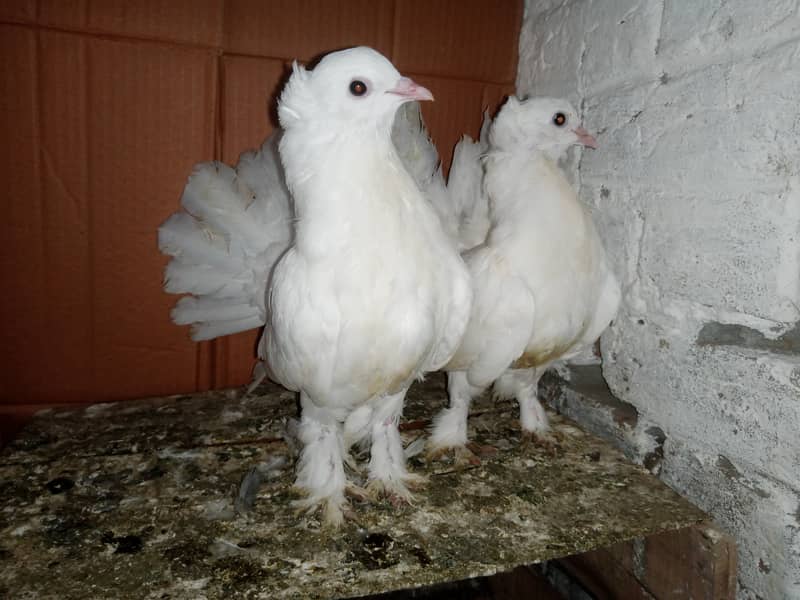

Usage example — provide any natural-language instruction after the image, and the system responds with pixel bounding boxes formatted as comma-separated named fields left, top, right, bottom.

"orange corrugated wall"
left=0, top=0, right=522, bottom=443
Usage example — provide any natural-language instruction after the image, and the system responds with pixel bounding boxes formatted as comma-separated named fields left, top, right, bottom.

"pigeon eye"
left=553, top=112, right=567, bottom=127
left=349, top=80, right=368, bottom=97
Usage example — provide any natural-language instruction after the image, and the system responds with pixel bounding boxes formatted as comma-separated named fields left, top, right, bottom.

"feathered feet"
left=292, top=391, right=425, bottom=526
left=366, top=391, right=426, bottom=506
left=518, top=387, right=563, bottom=456
left=291, top=411, right=350, bottom=528
left=426, top=409, right=496, bottom=467
left=426, top=371, right=480, bottom=465
left=426, top=400, right=475, bottom=465
left=427, top=368, right=563, bottom=463
left=290, top=394, right=375, bottom=527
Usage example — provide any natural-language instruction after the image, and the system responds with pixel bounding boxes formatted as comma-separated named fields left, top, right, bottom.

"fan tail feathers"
left=443, top=118, right=491, bottom=252
left=158, top=133, right=292, bottom=341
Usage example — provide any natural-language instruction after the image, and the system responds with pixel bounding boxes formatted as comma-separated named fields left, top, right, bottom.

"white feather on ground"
left=428, top=96, right=621, bottom=455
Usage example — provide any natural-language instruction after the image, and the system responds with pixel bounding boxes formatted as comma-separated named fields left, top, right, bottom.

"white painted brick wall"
left=517, top=1, right=800, bottom=597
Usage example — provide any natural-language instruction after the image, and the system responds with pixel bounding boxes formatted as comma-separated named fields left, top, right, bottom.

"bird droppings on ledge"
left=0, top=375, right=708, bottom=599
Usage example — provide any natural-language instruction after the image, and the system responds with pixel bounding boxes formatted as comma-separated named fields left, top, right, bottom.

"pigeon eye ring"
left=349, top=79, right=369, bottom=97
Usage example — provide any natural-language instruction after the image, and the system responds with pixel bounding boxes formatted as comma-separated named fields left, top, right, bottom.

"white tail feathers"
left=158, top=133, right=292, bottom=341
left=392, top=102, right=450, bottom=221
left=172, top=296, right=261, bottom=325
left=392, top=102, right=443, bottom=191
left=394, top=103, right=492, bottom=253
left=443, top=112, right=492, bottom=252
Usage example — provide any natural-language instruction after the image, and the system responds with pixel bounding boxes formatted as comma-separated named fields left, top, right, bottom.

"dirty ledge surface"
left=0, top=375, right=707, bottom=599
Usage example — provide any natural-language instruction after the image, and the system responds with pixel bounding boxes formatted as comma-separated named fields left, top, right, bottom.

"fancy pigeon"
left=427, top=96, right=621, bottom=455
left=159, top=47, right=472, bottom=526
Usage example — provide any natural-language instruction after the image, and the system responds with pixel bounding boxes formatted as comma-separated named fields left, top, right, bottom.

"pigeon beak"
left=387, top=77, right=434, bottom=102
left=573, top=126, right=598, bottom=149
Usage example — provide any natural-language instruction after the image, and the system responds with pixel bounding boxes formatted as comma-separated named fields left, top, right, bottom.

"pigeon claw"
left=402, top=472, right=427, bottom=491
left=426, top=443, right=482, bottom=467
left=365, top=475, right=424, bottom=507
left=345, top=483, right=370, bottom=503
left=291, top=489, right=350, bottom=529
left=465, top=441, right=499, bottom=460
left=521, top=430, right=564, bottom=457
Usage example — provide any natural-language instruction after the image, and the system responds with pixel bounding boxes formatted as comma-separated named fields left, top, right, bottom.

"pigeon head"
left=489, top=96, right=597, bottom=160
left=278, top=47, right=433, bottom=132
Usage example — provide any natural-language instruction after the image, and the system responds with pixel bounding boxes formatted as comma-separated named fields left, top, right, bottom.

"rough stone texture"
left=517, top=1, right=800, bottom=597
left=697, top=321, right=800, bottom=356
left=0, top=377, right=711, bottom=599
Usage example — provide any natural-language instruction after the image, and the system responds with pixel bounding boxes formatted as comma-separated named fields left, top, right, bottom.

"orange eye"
left=553, top=112, right=567, bottom=126
left=349, top=80, right=368, bottom=96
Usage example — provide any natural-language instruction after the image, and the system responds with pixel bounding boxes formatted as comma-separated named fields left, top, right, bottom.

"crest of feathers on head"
left=278, top=61, right=313, bottom=129
left=489, top=96, right=582, bottom=161
left=277, top=46, right=414, bottom=134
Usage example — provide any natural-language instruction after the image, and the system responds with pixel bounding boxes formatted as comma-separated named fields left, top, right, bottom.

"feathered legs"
left=292, top=392, right=348, bottom=527
left=495, top=367, right=560, bottom=452
left=427, top=370, right=484, bottom=459
left=428, top=368, right=558, bottom=461
left=366, top=389, right=423, bottom=503
left=495, top=367, right=549, bottom=434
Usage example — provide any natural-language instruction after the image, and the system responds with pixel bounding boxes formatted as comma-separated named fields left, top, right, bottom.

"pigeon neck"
left=281, top=128, right=406, bottom=256
left=280, top=124, right=393, bottom=192
left=485, top=148, right=575, bottom=238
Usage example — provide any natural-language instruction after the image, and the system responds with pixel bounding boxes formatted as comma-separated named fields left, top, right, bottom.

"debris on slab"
left=0, top=375, right=708, bottom=599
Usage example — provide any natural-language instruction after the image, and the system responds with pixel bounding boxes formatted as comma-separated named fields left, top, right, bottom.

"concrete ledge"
left=0, top=375, right=732, bottom=599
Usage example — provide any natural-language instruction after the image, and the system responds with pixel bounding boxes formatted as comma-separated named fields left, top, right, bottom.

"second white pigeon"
left=428, top=96, right=621, bottom=457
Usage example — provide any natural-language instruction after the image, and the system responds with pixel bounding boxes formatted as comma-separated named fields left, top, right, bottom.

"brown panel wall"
left=0, top=1, right=522, bottom=443
left=220, top=55, right=285, bottom=163
left=38, top=0, right=225, bottom=45
left=87, top=37, right=218, bottom=399
left=39, top=32, right=93, bottom=401
left=393, top=0, right=521, bottom=83
left=224, top=0, right=395, bottom=61
left=0, top=1, right=35, bottom=24
left=1, top=26, right=46, bottom=406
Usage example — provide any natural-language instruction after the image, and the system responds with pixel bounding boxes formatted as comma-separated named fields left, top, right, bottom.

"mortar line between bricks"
left=580, top=33, right=800, bottom=101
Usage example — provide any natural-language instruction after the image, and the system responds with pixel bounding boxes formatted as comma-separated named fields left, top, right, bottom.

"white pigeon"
left=427, top=96, right=621, bottom=456
left=159, top=47, right=472, bottom=526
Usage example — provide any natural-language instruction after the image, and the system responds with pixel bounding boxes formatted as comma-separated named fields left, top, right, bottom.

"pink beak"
left=387, top=77, right=434, bottom=102
left=573, top=126, right=598, bottom=149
